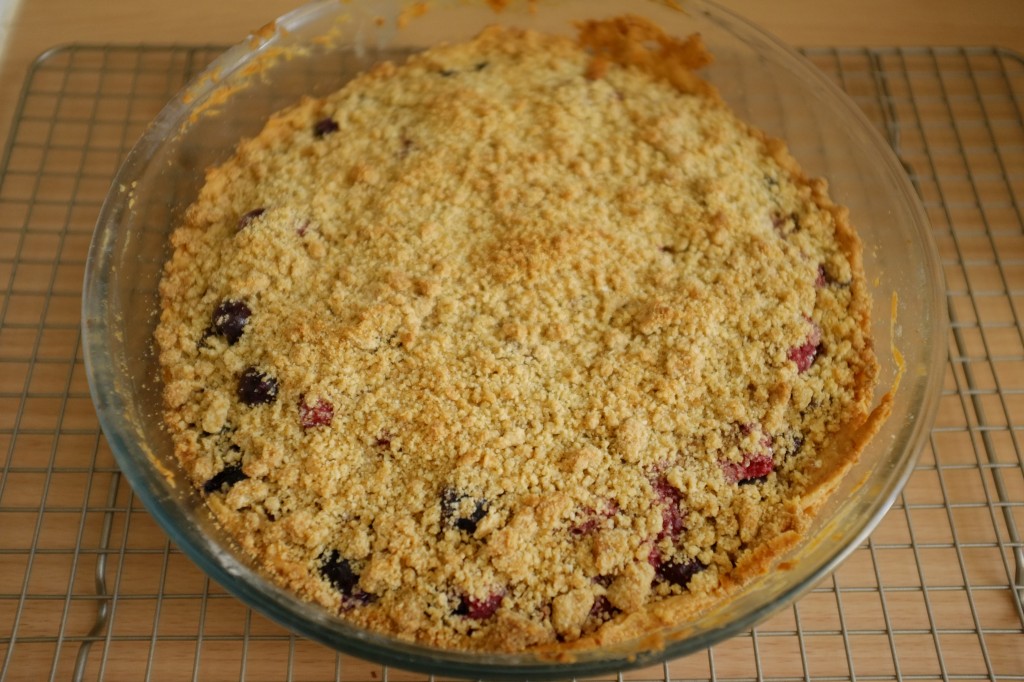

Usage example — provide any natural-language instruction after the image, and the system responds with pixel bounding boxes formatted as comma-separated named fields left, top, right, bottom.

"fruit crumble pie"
left=155, top=17, right=884, bottom=652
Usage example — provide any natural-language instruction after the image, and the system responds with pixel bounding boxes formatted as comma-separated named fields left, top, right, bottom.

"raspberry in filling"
left=789, top=318, right=824, bottom=373
left=298, top=395, right=334, bottom=429
left=454, top=591, right=504, bottom=620
left=570, top=500, right=619, bottom=536
left=651, top=475, right=685, bottom=541
left=722, top=424, right=775, bottom=484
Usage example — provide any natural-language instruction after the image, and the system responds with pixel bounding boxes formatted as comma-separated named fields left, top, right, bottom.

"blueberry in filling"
left=441, top=488, right=488, bottom=534
left=211, top=299, right=251, bottom=345
left=237, top=367, right=278, bottom=406
left=203, top=464, right=248, bottom=494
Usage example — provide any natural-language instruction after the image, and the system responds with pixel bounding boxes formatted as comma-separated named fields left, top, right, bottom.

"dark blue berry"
left=313, top=117, right=339, bottom=138
left=202, top=463, right=248, bottom=494
left=319, top=550, right=360, bottom=596
left=441, top=488, right=488, bottom=534
left=237, top=367, right=278, bottom=406
left=655, top=559, right=706, bottom=589
left=589, top=595, right=620, bottom=622
left=236, top=207, right=266, bottom=231
left=792, top=433, right=805, bottom=454
left=211, top=300, right=251, bottom=345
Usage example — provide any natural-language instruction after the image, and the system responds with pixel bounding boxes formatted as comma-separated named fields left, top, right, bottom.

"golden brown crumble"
left=156, top=20, right=879, bottom=652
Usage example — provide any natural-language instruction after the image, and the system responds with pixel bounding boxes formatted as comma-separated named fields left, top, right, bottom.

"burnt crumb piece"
left=441, top=488, right=488, bottom=534
left=651, top=475, right=684, bottom=541
left=237, top=367, right=278, bottom=406
left=211, top=299, right=251, bottom=345
left=474, top=61, right=489, bottom=71
left=313, top=117, right=340, bottom=138
left=654, top=558, right=707, bottom=589
left=203, top=464, right=248, bottom=494
left=439, top=68, right=457, bottom=77
left=398, top=136, right=414, bottom=159
left=374, top=431, right=393, bottom=450
left=236, top=207, right=266, bottom=232
left=770, top=211, right=801, bottom=237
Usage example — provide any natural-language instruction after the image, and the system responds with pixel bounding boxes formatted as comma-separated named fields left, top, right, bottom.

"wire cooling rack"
left=0, top=44, right=1022, bottom=681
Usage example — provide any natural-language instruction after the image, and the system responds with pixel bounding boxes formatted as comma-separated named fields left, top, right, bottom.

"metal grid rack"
left=0, top=43, right=1022, bottom=681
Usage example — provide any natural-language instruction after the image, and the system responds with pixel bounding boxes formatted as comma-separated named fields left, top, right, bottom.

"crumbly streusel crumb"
left=156, top=19, right=879, bottom=652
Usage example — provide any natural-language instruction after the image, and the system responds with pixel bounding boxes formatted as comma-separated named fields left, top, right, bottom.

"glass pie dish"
left=82, top=0, right=946, bottom=678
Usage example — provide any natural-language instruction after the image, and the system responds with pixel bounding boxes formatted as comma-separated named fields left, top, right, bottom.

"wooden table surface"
left=0, top=1, right=1022, bottom=680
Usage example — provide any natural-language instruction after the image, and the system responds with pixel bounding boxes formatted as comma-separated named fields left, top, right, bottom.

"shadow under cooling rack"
left=0, top=44, right=1022, bottom=681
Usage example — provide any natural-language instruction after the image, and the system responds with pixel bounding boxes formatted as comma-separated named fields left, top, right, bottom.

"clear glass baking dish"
left=82, top=0, right=946, bottom=678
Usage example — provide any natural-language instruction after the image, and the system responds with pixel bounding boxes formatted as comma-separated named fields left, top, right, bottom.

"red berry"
left=815, top=264, right=828, bottom=288
left=723, top=425, right=775, bottom=483
left=455, top=591, right=503, bottom=619
left=570, top=500, right=618, bottom=536
left=722, top=453, right=774, bottom=484
left=299, top=395, right=334, bottom=429
left=651, top=476, right=684, bottom=540
left=788, top=319, right=823, bottom=373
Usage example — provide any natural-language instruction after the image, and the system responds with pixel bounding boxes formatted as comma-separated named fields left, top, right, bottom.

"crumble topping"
left=156, top=19, right=879, bottom=652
